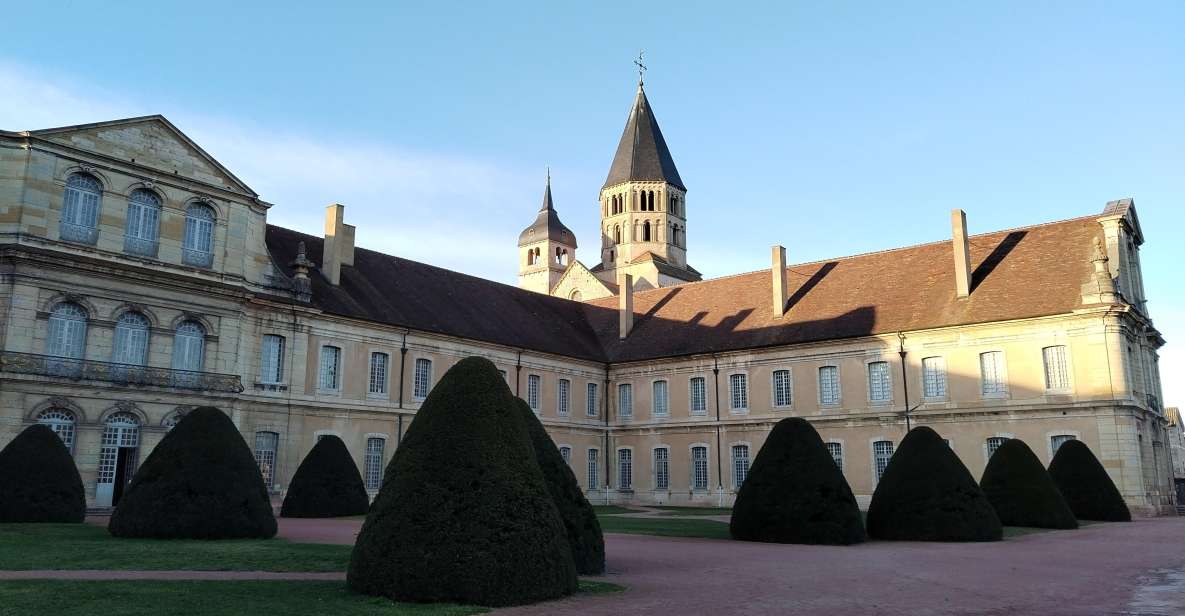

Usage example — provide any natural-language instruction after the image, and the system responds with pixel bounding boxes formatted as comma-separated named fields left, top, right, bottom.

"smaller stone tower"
left=518, top=174, right=577, bottom=294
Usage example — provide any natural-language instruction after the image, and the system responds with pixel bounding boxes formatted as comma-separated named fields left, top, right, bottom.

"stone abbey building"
left=0, top=81, right=1174, bottom=514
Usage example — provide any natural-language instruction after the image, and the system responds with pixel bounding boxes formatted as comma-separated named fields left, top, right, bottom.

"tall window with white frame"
left=60, top=173, right=103, bottom=244
left=819, top=365, right=840, bottom=405
left=559, top=446, right=571, bottom=465
left=980, top=351, right=1007, bottom=397
left=123, top=189, right=161, bottom=257
left=1042, top=345, right=1069, bottom=391
left=772, top=369, right=793, bottom=408
left=873, top=440, right=894, bottom=482
left=732, top=444, right=750, bottom=489
left=867, top=361, right=890, bottom=404
left=260, top=335, right=285, bottom=384
left=587, top=449, right=599, bottom=489
left=826, top=442, right=843, bottom=470
left=413, top=358, right=432, bottom=400
left=368, top=352, right=389, bottom=396
left=689, top=376, right=707, bottom=415
left=691, top=446, right=709, bottom=490
left=586, top=382, right=598, bottom=417
left=618, top=449, right=632, bottom=490
left=557, top=378, right=570, bottom=416
left=654, top=447, right=670, bottom=490
left=319, top=345, right=342, bottom=391
left=652, top=380, right=669, bottom=417
left=729, top=373, right=748, bottom=412
left=618, top=383, right=633, bottom=419
left=172, top=321, right=205, bottom=387
left=38, top=409, right=77, bottom=454
left=183, top=203, right=216, bottom=267
left=364, top=437, right=385, bottom=491
left=112, top=312, right=150, bottom=367
left=1050, top=434, right=1076, bottom=454
left=986, top=436, right=1009, bottom=460
left=527, top=374, right=541, bottom=412
left=47, top=302, right=88, bottom=376
left=254, top=431, right=279, bottom=490
left=921, top=356, right=947, bottom=399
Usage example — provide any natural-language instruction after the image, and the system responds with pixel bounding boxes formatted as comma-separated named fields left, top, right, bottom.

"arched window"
left=569, top=289, right=582, bottom=301
left=38, top=408, right=77, bottom=453
left=60, top=173, right=102, bottom=244
left=633, top=221, right=639, bottom=241
left=183, top=203, right=216, bottom=267
left=613, top=225, right=621, bottom=244
left=112, top=312, right=150, bottom=366
left=124, top=189, right=161, bottom=256
left=643, top=220, right=651, bottom=242
left=171, top=321, right=206, bottom=387
left=97, top=412, right=141, bottom=507
left=47, top=302, right=87, bottom=360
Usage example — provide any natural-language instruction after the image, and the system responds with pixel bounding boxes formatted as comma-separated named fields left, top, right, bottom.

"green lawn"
left=592, top=505, right=643, bottom=515
left=0, top=579, right=623, bottom=616
left=651, top=506, right=733, bottom=516
left=596, top=515, right=731, bottom=539
left=0, top=524, right=350, bottom=572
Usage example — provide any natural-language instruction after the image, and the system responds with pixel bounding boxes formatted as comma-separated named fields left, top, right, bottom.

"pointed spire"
left=603, top=82, right=684, bottom=190
left=540, top=167, right=554, bottom=212
left=519, top=172, right=577, bottom=249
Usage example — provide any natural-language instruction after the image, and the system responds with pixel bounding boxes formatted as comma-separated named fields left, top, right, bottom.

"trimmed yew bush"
left=866, top=426, right=1002, bottom=542
left=281, top=435, right=369, bottom=518
left=980, top=439, right=1077, bottom=529
left=0, top=424, right=86, bottom=523
left=514, top=397, right=605, bottom=574
left=108, top=407, right=277, bottom=539
left=1048, top=439, right=1131, bottom=522
left=730, top=417, right=865, bottom=545
left=348, top=356, right=577, bottom=607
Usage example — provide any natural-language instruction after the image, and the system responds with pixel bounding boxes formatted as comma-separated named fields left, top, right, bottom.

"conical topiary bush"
left=108, top=407, right=277, bottom=539
left=980, top=439, right=1077, bottom=529
left=730, top=418, right=865, bottom=545
left=514, top=397, right=605, bottom=574
left=1048, top=439, right=1131, bottom=522
left=867, top=426, right=1002, bottom=541
left=348, top=357, right=577, bottom=607
left=0, top=424, right=86, bottom=523
left=280, top=435, right=369, bottom=518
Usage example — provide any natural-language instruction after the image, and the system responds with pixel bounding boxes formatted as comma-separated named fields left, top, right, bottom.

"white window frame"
left=587, top=448, right=600, bottom=489
left=866, top=360, right=891, bottom=405
left=728, top=372, right=749, bottom=413
left=819, top=364, right=841, bottom=406
left=412, top=357, right=433, bottom=401
left=171, top=321, right=206, bottom=376
left=690, top=444, right=710, bottom=491
left=318, top=344, right=343, bottom=393
left=254, top=430, right=280, bottom=490
left=872, top=438, right=895, bottom=483
left=368, top=351, right=390, bottom=398
left=772, top=368, right=793, bottom=409
left=558, top=444, right=572, bottom=465
left=557, top=378, right=570, bottom=416
left=984, top=434, right=1012, bottom=462
left=617, top=447, right=633, bottom=491
left=364, top=434, right=387, bottom=491
left=586, top=382, right=598, bottom=417
left=825, top=440, right=844, bottom=471
left=979, top=350, right=1009, bottom=398
left=182, top=202, right=216, bottom=267
left=653, top=446, right=670, bottom=491
left=689, top=375, right=708, bottom=416
left=921, top=356, right=948, bottom=401
left=112, top=312, right=150, bottom=366
left=1048, top=432, right=1079, bottom=458
left=60, top=173, right=102, bottom=244
left=652, top=379, right=669, bottom=418
left=259, top=334, right=286, bottom=384
left=731, top=442, right=751, bottom=490
left=527, top=373, right=542, bottom=412
left=38, top=408, right=77, bottom=454
left=123, top=188, right=161, bottom=257
left=618, top=383, right=633, bottom=419
left=1042, top=345, right=1072, bottom=392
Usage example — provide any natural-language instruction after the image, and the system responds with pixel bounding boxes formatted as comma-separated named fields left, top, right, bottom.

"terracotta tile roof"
left=265, top=214, right=1103, bottom=365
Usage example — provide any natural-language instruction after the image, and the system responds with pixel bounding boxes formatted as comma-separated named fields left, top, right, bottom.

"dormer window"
left=60, top=173, right=102, bottom=245
left=183, top=203, right=215, bottom=267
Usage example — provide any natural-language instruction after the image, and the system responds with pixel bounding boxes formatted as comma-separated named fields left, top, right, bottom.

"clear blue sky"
left=2, top=1, right=1182, bottom=402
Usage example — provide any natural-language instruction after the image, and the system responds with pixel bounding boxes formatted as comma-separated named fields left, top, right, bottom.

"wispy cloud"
left=0, top=61, right=534, bottom=283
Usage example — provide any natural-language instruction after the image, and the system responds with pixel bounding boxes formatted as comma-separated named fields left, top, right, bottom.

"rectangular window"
left=922, top=356, right=947, bottom=399
left=364, top=437, right=385, bottom=491
left=873, top=440, right=894, bottom=482
left=1043, top=346, right=1069, bottom=391
left=826, top=442, right=843, bottom=470
left=652, top=380, right=669, bottom=417
left=587, top=449, right=599, bottom=489
left=980, top=351, right=1007, bottom=396
left=819, top=365, right=840, bottom=405
left=867, top=361, right=891, bottom=403
left=689, top=376, right=707, bottom=415
left=413, top=358, right=432, bottom=400
left=618, top=383, right=633, bottom=418
left=260, top=335, right=285, bottom=384
left=368, top=352, right=389, bottom=395
left=773, top=369, right=793, bottom=407
left=986, top=436, right=1008, bottom=459
left=1050, top=434, right=1076, bottom=454
left=586, top=383, right=598, bottom=417
left=729, top=373, right=748, bottom=411
left=527, top=374, right=541, bottom=411
left=559, top=446, right=571, bottom=465
left=318, top=345, right=341, bottom=391
left=732, top=444, right=750, bottom=488
left=557, top=378, right=570, bottom=416
left=618, top=449, right=633, bottom=490
left=691, top=446, right=709, bottom=490
left=654, top=447, right=670, bottom=490
left=254, top=431, right=279, bottom=489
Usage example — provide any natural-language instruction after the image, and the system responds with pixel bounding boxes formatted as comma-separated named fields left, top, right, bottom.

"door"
left=94, top=414, right=140, bottom=508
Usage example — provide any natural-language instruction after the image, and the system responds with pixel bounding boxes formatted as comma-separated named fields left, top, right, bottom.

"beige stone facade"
left=0, top=104, right=1174, bottom=516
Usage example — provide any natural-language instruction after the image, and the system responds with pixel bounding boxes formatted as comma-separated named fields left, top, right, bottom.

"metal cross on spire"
left=634, top=50, right=647, bottom=86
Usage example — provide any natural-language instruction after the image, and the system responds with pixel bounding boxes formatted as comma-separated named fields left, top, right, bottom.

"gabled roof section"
left=552, top=260, right=616, bottom=298
left=28, top=115, right=258, bottom=197
left=1102, top=198, right=1143, bottom=245
left=518, top=175, right=577, bottom=248
left=603, top=85, right=685, bottom=191
left=632, top=251, right=701, bottom=282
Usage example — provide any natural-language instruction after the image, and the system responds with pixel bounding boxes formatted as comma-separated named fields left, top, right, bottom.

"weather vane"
left=634, top=50, right=647, bottom=86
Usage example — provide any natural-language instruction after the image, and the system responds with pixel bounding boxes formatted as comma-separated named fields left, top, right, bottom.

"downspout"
left=604, top=364, right=612, bottom=499
left=397, top=330, right=408, bottom=445
left=712, top=354, right=723, bottom=503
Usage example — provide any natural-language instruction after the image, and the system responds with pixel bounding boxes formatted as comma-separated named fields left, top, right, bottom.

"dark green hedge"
left=108, top=407, right=277, bottom=539
left=866, top=426, right=1002, bottom=542
left=0, top=424, right=85, bottom=523
left=730, top=418, right=865, bottom=545
left=348, top=357, right=577, bottom=607
left=1048, top=439, right=1131, bottom=522
left=515, top=398, right=605, bottom=574
left=980, top=439, right=1077, bottom=529
left=281, top=435, right=369, bottom=518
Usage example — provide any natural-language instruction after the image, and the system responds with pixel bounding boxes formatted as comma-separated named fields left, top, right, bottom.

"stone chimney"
left=289, top=241, right=315, bottom=302
left=1081, top=237, right=1119, bottom=305
left=323, top=204, right=355, bottom=285
left=771, top=245, right=788, bottom=318
left=619, top=273, right=634, bottom=339
left=951, top=209, right=971, bottom=298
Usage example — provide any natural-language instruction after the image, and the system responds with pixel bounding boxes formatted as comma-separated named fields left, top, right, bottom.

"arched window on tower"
left=613, top=225, right=621, bottom=244
left=643, top=220, right=651, bottom=242
left=648, top=191, right=655, bottom=211
left=633, top=221, right=639, bottom=241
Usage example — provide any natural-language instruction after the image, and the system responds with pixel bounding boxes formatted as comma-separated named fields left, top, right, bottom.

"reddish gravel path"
left=0, top=570, right=343, bottom=581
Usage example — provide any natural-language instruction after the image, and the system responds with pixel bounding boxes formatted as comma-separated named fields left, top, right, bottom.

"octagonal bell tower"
left=518, top=174, right=577, bottom=294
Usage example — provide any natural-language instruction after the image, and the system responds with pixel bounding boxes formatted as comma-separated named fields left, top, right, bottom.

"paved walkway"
left=0, top=570, right=343, bottom=581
